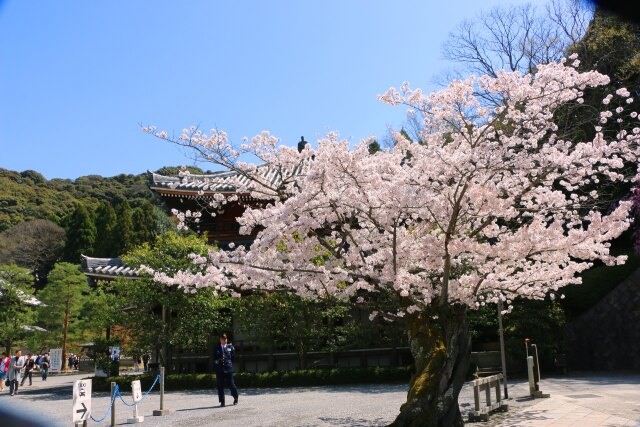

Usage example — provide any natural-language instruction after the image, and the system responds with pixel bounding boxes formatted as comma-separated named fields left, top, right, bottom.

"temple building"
left=80, top=148, right=411, bottom=373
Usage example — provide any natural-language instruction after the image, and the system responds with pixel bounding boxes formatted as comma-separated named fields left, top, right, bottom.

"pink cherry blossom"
left=144, top=59, right=640, bottom=317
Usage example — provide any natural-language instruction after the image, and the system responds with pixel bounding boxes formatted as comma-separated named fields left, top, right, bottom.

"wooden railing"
left=468, top=373, right=509, bottom=422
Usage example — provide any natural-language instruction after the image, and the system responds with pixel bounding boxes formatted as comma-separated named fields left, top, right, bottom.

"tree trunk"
left=62, top=294, right=70, bottom=371
left=390, top=305, right=470, bottom=427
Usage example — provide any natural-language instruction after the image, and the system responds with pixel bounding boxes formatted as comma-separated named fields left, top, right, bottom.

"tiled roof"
left=81, top=255, right=139, bottom=279
left=148, top=162, right=306, bottom=196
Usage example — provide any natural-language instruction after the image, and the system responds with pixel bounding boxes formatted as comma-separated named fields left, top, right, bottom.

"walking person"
left=0, top=352, right=9, bottom=392
left=133, top=354, right=141, bottom=373
left=20, top=354, right=35, bottom=386
left=213, top=333, right=238, bottom=407
left=142, top=353, right=149, bottom=372
left=8, top=350, right=25, bottom=396
left=41, top=353, right=50, bottom=381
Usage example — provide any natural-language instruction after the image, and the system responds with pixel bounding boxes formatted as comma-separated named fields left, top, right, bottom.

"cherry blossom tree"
left=144, top=57, right=640, bottom=426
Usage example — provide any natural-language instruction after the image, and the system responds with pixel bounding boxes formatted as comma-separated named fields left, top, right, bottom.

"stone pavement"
left=471, top=373, right=640, bottom=426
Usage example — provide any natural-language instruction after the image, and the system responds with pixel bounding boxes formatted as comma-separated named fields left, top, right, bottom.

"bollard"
left=527, top=356, right=536, bottom=394
left=153, top=366, right=172, bottom=416
left=110, top=382, right=116, bottom=427
left=527, top=347, right=549, bottom=398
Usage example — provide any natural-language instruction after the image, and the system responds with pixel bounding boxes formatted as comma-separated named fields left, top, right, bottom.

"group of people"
left=132, top=353, right=150, bottom=372
left=1, top=336, right=239, bottom=405
left=0, top=350, right=51, bottom=396
left=67, top=353, right=80, bottom=371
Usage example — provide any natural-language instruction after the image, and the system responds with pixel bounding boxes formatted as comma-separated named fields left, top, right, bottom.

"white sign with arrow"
left=72, top=379, right=92, bottom=423
left=132, top=380, right=142, bottom=402
left=128, top=380, right=144, bottom=424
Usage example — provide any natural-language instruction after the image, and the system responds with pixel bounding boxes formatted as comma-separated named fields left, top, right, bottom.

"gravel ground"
left=1, top=373, right=638, bottom=426
left=0, top=380, right=408, bottom=427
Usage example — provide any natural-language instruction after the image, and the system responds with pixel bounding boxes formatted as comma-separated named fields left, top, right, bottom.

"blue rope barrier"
left=139, top=374, right=161, bottom=404
left=90, top=384, right=119, bottom=423
left=116, top=375, right=161, bottom=407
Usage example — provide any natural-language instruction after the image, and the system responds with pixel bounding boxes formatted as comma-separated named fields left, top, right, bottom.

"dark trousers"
left=9, top=379, right=18, bottom=394
left=215, top=371, right=238, bottom=404
left=20, top=370, right=32, bottom=386
left=41, top=366, right=48, bottom=380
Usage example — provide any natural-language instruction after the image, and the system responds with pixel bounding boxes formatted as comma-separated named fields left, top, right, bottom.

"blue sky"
left=1, top=0, right=551, bottom=179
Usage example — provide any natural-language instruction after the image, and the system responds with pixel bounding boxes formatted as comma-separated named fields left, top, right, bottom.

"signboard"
left=72, top=379, right=92, bottom=423
left=109, top=346, right=121, bottom=361
left=50, top=348, right=62, bottom=373
left=131, top=380, right=142, bottom=403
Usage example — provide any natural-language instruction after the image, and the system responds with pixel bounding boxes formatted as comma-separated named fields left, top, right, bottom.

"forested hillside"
left=0, top=166, right=208, bottom=232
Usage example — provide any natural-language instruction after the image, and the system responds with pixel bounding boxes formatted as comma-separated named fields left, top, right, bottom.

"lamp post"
left=497, top=300, right=509, bottom=399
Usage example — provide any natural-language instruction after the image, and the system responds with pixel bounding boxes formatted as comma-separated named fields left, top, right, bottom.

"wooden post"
left=110, top=381, right=116, bottom=427
left=473, top=384, right=480, bottom=412
left=153, top=366, right=172, bottom=416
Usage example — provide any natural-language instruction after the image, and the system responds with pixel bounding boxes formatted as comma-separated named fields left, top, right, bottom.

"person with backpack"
left=0, top=352, right=9, bottom=392
left=41, top=353, right=50, bottom=381
left=8, top=350, right=25, bottom=396
left=20, top=353, right=35, bottom=386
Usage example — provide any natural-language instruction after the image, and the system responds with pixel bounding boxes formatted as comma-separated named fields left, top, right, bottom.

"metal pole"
left=160, top=366, right=165, bottom=410
left=497, top=300, right=509, bottom=399
left=153, top=365, right=171, bottom=416
left=110, top=381, right=116, bottom=427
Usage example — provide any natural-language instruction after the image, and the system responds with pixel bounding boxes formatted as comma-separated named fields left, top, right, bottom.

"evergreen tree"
left=94, top=201, right=118, bottom=257
left=115, top=201, right=134, bottom=254
left=132, top=200, right=157, bottom=245
left=0, top=264, right=36, bottom=354
left=37, top=262, right=90, bottom=370
left=368, top=140, right=381, bottom=154
left=63, top=204, right=96, bottom=262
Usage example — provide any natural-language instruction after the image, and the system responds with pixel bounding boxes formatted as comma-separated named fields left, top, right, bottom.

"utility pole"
left=497, top=300, right=509, bottom=399
left=62, top=284, right=71, bottom=371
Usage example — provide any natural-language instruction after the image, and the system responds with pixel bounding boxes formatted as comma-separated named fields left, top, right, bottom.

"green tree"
left=368, top=140, right=381, bottom=154
left=112, top=232, right=231, bottom=370
left=79, top=279, right=121, bottom=340
left=132, top=200, right=157, bottom=245
left=37, top=262, right=91, bottom=370
left=0, top=219, right=65, bottom=287
left=0, top=265, right=37, bottom=354
left=94, top=202, right=118, bottom=257
left=237, top=292, right=359, bottom=368
left=115, top=201, right=134, bottom=254
left=63, top=204, right=97, bottom=262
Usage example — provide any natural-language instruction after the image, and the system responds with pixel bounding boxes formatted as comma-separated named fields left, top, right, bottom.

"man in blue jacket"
left=213, top=333, right=238, bottom=407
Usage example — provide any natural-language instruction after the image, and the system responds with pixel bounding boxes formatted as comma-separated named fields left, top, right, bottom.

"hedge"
left=91, top=366, right=414, bottom=392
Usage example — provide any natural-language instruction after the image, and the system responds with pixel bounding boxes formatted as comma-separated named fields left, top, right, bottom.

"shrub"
left=91, top=366, right=413, bottom=392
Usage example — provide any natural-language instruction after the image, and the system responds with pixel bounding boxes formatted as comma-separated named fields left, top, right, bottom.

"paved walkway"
left=473, top=373, right=640, bottom=426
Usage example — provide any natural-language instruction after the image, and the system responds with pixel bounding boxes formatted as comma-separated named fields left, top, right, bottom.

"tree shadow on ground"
left=318, top=416, right=389, bottom=426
